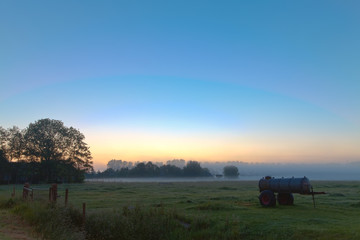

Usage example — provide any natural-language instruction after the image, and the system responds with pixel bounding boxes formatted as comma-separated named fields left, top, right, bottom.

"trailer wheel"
left=259, top=190, right=276, bottom=207
left=277, top=193, right=294, bottom=205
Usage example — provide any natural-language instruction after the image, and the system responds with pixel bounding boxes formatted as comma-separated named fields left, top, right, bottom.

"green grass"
left=1, top=181, right=360, bottom=239
left=0, top=209, right=13, bottom=240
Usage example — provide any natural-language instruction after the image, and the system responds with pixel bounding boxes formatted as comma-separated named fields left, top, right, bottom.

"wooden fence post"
left=51, top=184, right=57, bottom=203
left=49, top=187, right=52, bottom=202
left=65, top=189, right=68, bottom=207
left=23, top=183, right=30, bottom=200
left=82, top=203, right=86, bottom=224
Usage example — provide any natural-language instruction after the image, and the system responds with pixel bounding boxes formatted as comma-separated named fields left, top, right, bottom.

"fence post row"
left=19, top=184, right=86, bottom=224
left=20, top=184, right=68, bottom=205
left=19, top=184, right=66, bottom=204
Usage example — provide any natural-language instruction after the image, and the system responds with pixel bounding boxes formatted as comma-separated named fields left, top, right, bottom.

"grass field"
left=1, top=180, right=360, bottom=239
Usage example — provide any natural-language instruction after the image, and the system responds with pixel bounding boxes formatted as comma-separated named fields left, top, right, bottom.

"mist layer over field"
left=203, top=162, right=360, bottom=180
left=88, top=162, right=360, bottom=181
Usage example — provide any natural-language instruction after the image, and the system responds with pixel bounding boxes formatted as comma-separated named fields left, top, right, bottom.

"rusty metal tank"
left=259, top=176, right=311, bottom=194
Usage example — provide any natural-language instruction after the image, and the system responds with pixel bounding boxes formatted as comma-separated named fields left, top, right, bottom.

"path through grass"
left=0, top=208, right=37, bottom=240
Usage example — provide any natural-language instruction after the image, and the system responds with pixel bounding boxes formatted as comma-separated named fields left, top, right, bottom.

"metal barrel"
left=259, top=176, right=311, bottom=194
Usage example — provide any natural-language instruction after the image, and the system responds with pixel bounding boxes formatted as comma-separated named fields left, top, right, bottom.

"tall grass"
left=3, top=200, right=85, bottom=240
left=1, top=198, right=247, bottom=240
left=1, top=199, right=191, bottom=240
left=85, top=207, right=189, bottom=240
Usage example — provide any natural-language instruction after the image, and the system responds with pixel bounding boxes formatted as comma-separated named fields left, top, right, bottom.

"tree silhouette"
left=130, top=162, right=160, bottom=177
left=183, top=161, right=211, bottom=177
left=24, top=119, right=93, bottom=182
left=223, top=165, right=239, bottom=178
left=0, top=119, right=94, bottom=183
left=159, top=164, right=182, bottom=177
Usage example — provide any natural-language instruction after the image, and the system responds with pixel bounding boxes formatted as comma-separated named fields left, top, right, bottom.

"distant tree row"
left=106, top=159, right=186, bottom=171
left=86, top=161, right=212, bottom=178
left=0, top=119, right=93, bottom=184
left=107, top=159, right=135, bottom=170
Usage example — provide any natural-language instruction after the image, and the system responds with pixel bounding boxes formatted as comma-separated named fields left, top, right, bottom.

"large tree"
left=24, top=119, right=93, bottom=182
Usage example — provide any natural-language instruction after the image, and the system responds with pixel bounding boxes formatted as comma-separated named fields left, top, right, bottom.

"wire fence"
left=28, top=187, right=50, bottom=202
left=2, top=183, right=85, bottom=223
left=21, top=183, right=69, bottom=207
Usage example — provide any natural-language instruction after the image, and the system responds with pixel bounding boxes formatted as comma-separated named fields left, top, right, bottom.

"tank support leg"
left=311, top=186, right=316, bottom=208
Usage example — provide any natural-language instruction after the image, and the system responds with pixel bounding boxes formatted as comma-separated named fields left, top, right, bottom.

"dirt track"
left=0, top=209, right=37, bottom=240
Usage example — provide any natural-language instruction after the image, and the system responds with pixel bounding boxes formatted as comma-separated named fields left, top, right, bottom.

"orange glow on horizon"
left=85, top=128, right=360, bottom=170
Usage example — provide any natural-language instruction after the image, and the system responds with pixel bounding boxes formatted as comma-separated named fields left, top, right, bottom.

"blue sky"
left=1, top=1, right=359, bottom=169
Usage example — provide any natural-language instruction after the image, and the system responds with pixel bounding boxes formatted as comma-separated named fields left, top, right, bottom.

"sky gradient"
left=1, top=1, right=359, bottom=170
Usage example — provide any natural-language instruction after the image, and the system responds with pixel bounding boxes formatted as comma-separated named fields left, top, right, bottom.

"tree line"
left=86, top=160, right=212, bottom=178
left=87, top=160, right=240, bottom=178
left=0, top=119, right=93, bottom=184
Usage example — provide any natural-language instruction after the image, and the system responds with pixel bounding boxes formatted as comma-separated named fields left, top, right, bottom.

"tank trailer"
left=258, top=176, right=325, bottom=207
